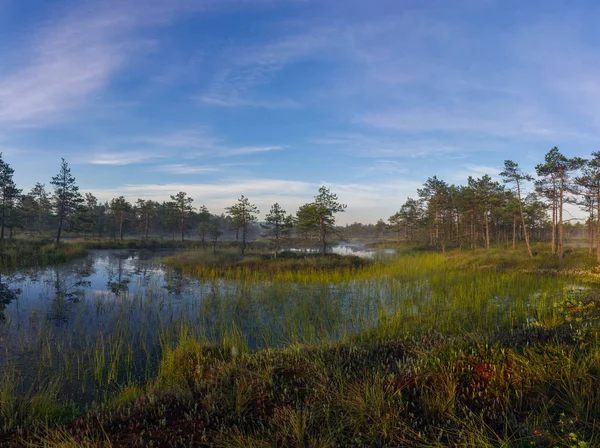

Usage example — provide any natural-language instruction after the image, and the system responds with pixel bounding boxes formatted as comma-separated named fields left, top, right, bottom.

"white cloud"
left=154, top=164, right=220, bottom=174
left=87, top=178, right=424, bottom=224
left=0, top=4, right=139, bottom=125
left=449, top=164, right=502, bottom=182
left=227, top=145, right=285, bottom=156
left=139, top=128, right=219, bottom=149
left=0, top=0, right=282, bottom=126
left=140, top=128, right=286, bottom=157
left=366, top=160, right=408, bottom=174
left=87, top=151, right=162, bottom=166
left=311, top=133, right=464, bottom=159
left=199, top=96, right=301, bottom=109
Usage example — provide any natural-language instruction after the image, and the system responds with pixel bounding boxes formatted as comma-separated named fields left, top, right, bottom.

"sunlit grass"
left=2, top=247, right=600, bottom=445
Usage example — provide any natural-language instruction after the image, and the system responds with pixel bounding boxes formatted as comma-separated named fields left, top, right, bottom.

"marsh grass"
left=2, top=248, right=600, bottom=446
left=0, top=241, right=87, bottom=270
left=72, top=238, right=269, bottom=252
left=165, top=250, right=368, bottom=280
left=19, top=315, right=600, bottom=447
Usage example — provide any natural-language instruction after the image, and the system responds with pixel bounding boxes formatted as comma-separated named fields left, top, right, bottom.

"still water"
left=0, top=248, right=390, bottom=405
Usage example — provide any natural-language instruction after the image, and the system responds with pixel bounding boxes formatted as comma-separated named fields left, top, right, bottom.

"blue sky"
left=1, top=0, right=599, bottom=223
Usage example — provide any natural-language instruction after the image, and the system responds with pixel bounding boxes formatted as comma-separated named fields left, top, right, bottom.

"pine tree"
left=0, top=153, right=21, bottom=242
left=226, top=196, right=259, bottom=256
left=262, top=203, right=294, bottom=258
left=50, top=159, right=83, bottom=245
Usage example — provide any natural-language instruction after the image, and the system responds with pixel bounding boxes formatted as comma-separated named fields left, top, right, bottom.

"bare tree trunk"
left=551, top=184, right=556, bottom=254
left=597, top=194, right=600, bottom=262
left=119, top=213, right=124, bottom=242
left=56, top=202, right=65, bottom=245
left=180, top=209, right=185, bottom=242
left=512, top=213, right=517, bottom=250
left=516, top=181, right=533, bottom=257
left=471, top=214, right=475, bottom=249
left=558, top=169, right=564, bottom=260
left=241, top=225, right=247, bottom=256
left=145, top=214, right=149, bottom=241
left=485, top=212, right=490, bottom=249
left=434, top=197, right=439, bottom=249
left=589, top=206, right=594, bottom=256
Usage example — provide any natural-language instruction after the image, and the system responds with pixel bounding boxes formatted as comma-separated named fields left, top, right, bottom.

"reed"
left=1, top=248, right=599, bottom=446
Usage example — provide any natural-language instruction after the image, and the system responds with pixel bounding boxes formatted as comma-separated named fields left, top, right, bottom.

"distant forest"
left=0, top=147, right=598, bottom=257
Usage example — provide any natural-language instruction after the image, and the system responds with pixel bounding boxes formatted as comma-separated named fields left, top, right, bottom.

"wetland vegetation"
left=2, top=149, right=600, bottom=446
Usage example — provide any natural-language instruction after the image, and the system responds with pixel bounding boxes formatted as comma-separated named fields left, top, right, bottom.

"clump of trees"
left=296, top=187, right=346, bottom=254
left=380, top=148, right=600, bottom=261
left=4, top=146, right=600, bottom=261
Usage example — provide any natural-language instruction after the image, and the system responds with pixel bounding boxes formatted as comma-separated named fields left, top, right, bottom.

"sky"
left=1, top=0, right=599, bottom=224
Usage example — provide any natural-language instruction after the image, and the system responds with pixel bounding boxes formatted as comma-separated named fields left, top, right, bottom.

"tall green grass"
left=2, top=248, right=600, bottom=445
left=0, top=240, right=87, bottom=270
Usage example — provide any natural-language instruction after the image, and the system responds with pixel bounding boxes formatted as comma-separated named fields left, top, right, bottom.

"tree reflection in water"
left=0, top=274, right=19, bottom=322
left=45, top=266, right=92, bottom=324
left=106, top=254, right=131, bottom=295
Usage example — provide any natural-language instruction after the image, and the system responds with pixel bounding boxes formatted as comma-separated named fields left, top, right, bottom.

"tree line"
left=3, top=148, right=596, bottom=259
left=386, top=147, right=600, bottom=260
left=0, top=156, right=347, bottom=256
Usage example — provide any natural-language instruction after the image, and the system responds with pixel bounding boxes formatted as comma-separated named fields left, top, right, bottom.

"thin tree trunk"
left=589, top=206, right=594, bottom=256
left=558, top=170, right=564, bottom=260
left=517, top=181, right=533, bottom=257
left=551, top=183, right=556, bottom=254
left=512, top=213, right=517, bottom=250
left=241, top=225, right=247, bottom=256
left=320, top=216, right=327, bottom=255
left=145, top=214, right=149, bottom=241
left=56, top=201, right=65, bottom=245
left=119, top=213, right=124, bottom=242
left=181, top=209, right=185, bottom=242
left=597, top=193, right=600, bottom=262
left=434, top=197, right=439, bottom=249
left=485, top=212, right=490, bottom=249
left=471, top=213, right=475, bottom=249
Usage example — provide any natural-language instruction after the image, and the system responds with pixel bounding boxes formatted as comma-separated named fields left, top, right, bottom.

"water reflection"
left=284, top=243, right=394, bottom=258
left=106, top=254, right=131, bottom=295
left=45, top=268, right=92, bottom=324
left=0, top=275, right=19, bottom=322
left=0, top=247, right=398, bottom=406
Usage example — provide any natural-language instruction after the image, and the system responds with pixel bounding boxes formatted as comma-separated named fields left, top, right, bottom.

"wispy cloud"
left=0, top=0, right=279, bottom=126
left=154, top=164, right=220, bottom=174
left=311, top=133, right=463, bottom=159
left=88, top=151, right=162, bottom=166
left=357, top=107, right=600, bottom=142
left=365, top=160, right=408, bottom=174
left=0, top=3, right=141, bottom=126
left=449, top=164, right=502, bottom=182
left=140, top=128, right=286, bottom=157
left=227, top=146, right=285, bottom=156
left=199, top=96, right=301, bottom=109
